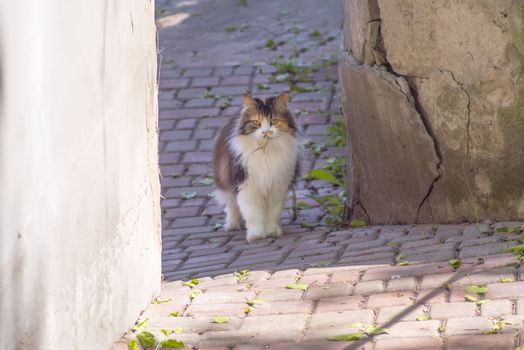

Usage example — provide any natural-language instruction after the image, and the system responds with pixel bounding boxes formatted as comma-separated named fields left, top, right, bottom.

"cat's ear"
left=274, top=92, right=289, bottom=107
left=242, top=94, right=257, bottom=108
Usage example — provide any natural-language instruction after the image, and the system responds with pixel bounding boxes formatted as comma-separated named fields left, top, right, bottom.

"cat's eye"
left=250, top=120, right=261, bottom=127
left=270, top=119, right=282, bottom=126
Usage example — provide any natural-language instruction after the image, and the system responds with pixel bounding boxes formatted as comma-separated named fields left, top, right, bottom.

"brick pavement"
left=114, top=1, right=524, bottom=349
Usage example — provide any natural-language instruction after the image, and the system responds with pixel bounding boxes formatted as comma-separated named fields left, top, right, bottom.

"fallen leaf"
left=466, top=285, right=488, bottom=295
left=416, top=314, right=430, bottom=321
left=161, top=339, right=185, bottom=348
left=285, top=283, right=309, bottom=290
left=448, top=258, right=462, bottom=269
left=327, top=332, right=363, bottom=341
left=127, top=340, right=137, bottom=350
left=212, top=316, right=230, bottom=324
left=181, top=192, right=197, bottom=200
left=137, top=331, right=155, bottom=348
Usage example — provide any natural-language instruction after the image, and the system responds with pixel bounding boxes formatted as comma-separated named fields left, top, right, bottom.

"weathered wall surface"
left=0, top=1, right=161, bottom=349
left=340, top=0, right=524, bottom=223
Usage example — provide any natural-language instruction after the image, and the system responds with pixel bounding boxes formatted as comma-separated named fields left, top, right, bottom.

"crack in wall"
left=371, top=0, right=443, bottom=222
left=439, top=69, right=472, bottom=156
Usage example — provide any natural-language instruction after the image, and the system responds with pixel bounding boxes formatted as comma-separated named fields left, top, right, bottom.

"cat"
left=212, top=92, right=300, bottom=242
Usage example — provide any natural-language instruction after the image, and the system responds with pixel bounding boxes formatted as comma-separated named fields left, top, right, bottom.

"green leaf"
left=327, top=332, right=364, bottom=341
left=476, top=299, right=489, bottom=305
left=398, top=261, right=409, bottom=266
left=152, top=297, right=171, bottom=304
left=244, top=306, right=255, bottom=314
left=499, top=277, right=514, bottom=283
left=464, top=294, right=478, bottom=302
left=255, top=83, right=270, bottom=90
left=172, top=327, right=184, bottom=333
left=169, top=311, right=180, bottom=317
left=496, top=226, right=520, bottom=233
left=128, top=340, right=137, bottom=350
left=285, top=283, right=309, bottom=290
left=225, top=25, right=237, bottom=32
left=297, top=201, right=312, bottom=209
left=264, top=39, right=275, bottom=48
left=509, top=244, right=524, bottom=254
left=349, top=219, right=367, bottom=228
left=448, top=258, right=462, bottom=269
left=132, top=318, right=148, bottom=331
left=137, top=331, right=156, bottom=348
left=160, top=329, right=170, bottom=336
left=349, top=322, right=367, bottom=329
left=246, top=298, right=263, bottom=306
left=416, top=314, right=430, bottom=321
left=387, top=241, right=400, bottom=247
left=366, top=326, right=389, bottom=335
left=196, top=177, right=214, bottom=186
left=182, top=279, right=199, bottom=288
left=160, top=339, right=185, bottom=348
left=212, top=316, right=230, bottom=324
left=466, top=285, right=488, bottom=295
left=442, top=283, right=452, bottom=291
left=181, top=192, right=197, bottom=200
left=310, top=30, right=321, bottom=38
left=190, top=290, right=201, bottom=300
left=306, top=169, right=340, bottom=186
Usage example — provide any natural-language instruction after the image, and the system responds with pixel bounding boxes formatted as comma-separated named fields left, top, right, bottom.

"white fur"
left=228, top=121, right=298, bottom=242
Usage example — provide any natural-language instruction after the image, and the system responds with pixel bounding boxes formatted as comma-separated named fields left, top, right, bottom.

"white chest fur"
left=231, top=134, right=298, bottom=195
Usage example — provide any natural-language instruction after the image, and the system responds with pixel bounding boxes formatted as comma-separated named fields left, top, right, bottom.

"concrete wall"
left=0, top=1, right=161, bottom=349
left=340, top=0, right=524, bottom=224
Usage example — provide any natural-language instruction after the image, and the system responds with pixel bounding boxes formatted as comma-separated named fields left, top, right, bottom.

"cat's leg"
left=215, top=189, right=242, bottom=231
left=237, top=186, right=266, bottom=242
left=265, top=184, right=288, bottom=238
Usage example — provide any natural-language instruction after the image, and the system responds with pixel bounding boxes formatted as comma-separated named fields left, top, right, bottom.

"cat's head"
left=237, top=92, right=297, bottom=140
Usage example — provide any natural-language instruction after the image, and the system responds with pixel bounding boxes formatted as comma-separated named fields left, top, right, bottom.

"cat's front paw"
left=266, top=224, right=283, bottom=238
left=224, top=221, right=242, bottom=231
left=246, top=228, right=266, bottom=243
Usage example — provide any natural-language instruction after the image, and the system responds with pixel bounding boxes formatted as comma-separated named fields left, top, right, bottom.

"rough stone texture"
left=341, top=0, right=524, bottom=223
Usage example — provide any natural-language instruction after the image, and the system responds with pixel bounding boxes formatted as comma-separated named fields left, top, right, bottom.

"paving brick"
left=269, top=341, right=373, bottom=350
left=353, top=280, right=385, bottom=295
left=185, top=302, right=246, bottom=317
left=367, top=291, right=415, bottom=309
left=430, top=302, right=476, bottom=319
left=375, top=320, right=441, bottom=339
left=459, top=242, right=511, bottom=259
left=376, top=304, right=427, bottom=323
left=386, top=277, right=418, bottom=292
left=239, top=314, right=309, bottom=342
left=183, top=68, right=213, bottom=77
left=445, top=334, right=516, bottom=350
left=185, top=98, right=216, bottom=107
left=484, top=281, right=524, bottom=300
left=221, top=75, right=250, bottom=85
left=256, top=288, right=304, bottom=302
left=444, top=317, right=492, bottom=335
left=518, top=298, right=524, bottom=315
left=191, top=76, right=220, bottom=87
left=480, top=299, right=513, bottom=317
left=316, top=295, right=365, bottom=313
left=159, top=77, right=190, bottom=89
left=166, top=140, right=198, bottom=152
left=330, top=270, right=361, bottom=284
left=147, top=315, right=241, bottom=334
left=420, top=267, right=516, bottom=289
left=182, top=151, right=212, bottom=163
left=374, top=336, right=443, bottom=350
left=191, top=291, right=255, bottom=305
left=308, top=309, right=375, bottom=329
left=362, top=262, right=452, bottom=281
left=250, top=300, right=314, bottom=316
left=304, top=283, right=352, bottom=300
left=211, top=85, right=248, bottom=96
left=416, top=288, right=448, bottom=305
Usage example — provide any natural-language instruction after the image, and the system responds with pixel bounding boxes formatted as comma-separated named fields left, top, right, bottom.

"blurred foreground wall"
left=340, top=0, right=524, bottom=224
left=0, top=1, right=161, bottom=348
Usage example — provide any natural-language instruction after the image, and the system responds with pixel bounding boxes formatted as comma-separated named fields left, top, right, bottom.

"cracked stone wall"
left=0, top=1, right=161, bottom=349
left=340, top=0, right=524, bottom=224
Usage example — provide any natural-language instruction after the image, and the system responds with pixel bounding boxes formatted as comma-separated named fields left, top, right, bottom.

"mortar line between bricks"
left=298, top=299, right=319, bottom=343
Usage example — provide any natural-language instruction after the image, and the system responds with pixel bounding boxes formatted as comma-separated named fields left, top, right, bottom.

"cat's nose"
left=262, top=130, right=273, bottom=137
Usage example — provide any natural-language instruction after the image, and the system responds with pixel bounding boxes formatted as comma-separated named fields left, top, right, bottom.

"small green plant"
left=285, top=283, right=309, bottom=290
left=182, top=279, right=199, bottom=288
left=448, top=258, right=462, bottom=269
left=225, top=25, right=237, bottom=32
left=484, top=318, right=510, bottom=335
left=234, top=269, right=250, bottom=282
left=496, top=226, right=520, bottom=233
left=327, top=323, right=388, bottom=341
left=350, top=219, right=367, bottom=228
left=212, top=316, right=230, bottom=324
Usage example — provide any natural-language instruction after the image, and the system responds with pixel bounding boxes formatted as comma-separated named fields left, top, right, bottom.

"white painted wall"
left=0, top=1, right=161, bottom=349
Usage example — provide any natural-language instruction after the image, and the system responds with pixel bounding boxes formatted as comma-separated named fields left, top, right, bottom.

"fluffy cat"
left=212, top=92, right=299, bottom=242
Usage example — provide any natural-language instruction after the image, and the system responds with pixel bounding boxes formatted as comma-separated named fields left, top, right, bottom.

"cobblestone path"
left=114, top=1, right=524, bottom=349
